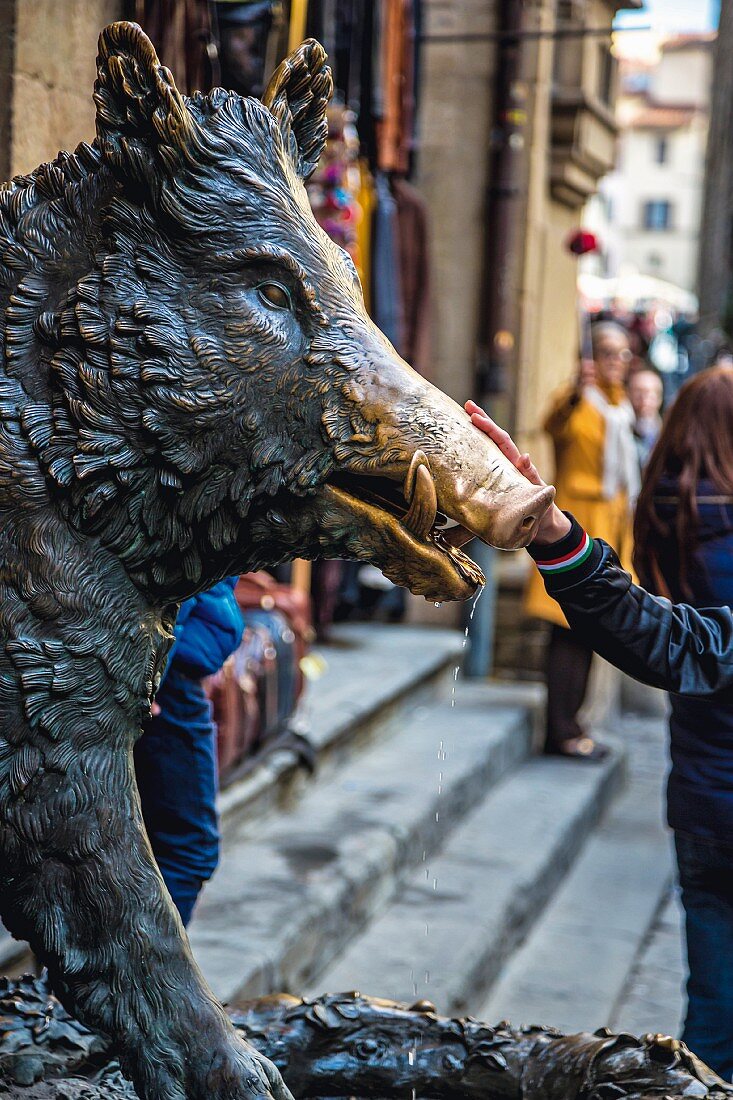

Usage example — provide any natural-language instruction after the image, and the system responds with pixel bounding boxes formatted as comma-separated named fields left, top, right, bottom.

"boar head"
left=40, top=23, right=553, bottom=603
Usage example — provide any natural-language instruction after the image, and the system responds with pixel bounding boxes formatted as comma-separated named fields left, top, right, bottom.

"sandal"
left=545, top=736, right=610, bottom=762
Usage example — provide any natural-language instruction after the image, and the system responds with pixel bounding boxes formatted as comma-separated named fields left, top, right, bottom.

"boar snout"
left=361, top=366, right=555, bottom=552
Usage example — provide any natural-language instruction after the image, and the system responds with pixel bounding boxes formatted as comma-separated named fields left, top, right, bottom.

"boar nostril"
left=521, top=514, right=537, bottom=530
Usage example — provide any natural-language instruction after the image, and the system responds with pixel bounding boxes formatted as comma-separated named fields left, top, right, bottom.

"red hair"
left=634, top=367, right=733, bottom=597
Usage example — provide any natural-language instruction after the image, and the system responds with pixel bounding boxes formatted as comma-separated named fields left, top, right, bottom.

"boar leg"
left=0, top=743, right=291, bottom=1100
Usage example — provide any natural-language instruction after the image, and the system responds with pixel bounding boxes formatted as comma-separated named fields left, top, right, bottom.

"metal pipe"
left=476, top=0, right=529, bottom=413
left=465, top=0, right=530, bottom=678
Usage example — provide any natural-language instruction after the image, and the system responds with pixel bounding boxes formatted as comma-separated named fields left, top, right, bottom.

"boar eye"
left=257, top=282, right=292, bottom=311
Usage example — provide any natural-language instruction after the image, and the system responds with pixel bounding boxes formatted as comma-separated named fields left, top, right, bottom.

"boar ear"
left=94, top=21, right=197, bottom=184
left=262, top=39, right=333, bottom=180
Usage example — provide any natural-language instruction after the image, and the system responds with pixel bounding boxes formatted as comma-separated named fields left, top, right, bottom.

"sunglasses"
left=596, top=347, right=632, bottom=363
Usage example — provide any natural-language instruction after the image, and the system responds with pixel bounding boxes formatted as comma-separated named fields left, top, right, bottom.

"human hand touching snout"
left=465, top=400, right=571, bottom=546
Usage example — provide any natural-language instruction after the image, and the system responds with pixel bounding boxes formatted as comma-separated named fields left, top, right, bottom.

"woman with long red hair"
left=466, top=368, right=733, bottom=1078
left=632, top=367, right=733, bottom=1077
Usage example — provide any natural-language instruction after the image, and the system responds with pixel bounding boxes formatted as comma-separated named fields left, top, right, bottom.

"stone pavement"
left=482, top=711, right=687, bottom=1037
left=612, top=892, right=686, bottom=1038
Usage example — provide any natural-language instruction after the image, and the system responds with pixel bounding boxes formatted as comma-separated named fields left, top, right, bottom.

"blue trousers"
left=134, top=669, right=220, bottom=927
left=676, top=831, right=733, bottom=1080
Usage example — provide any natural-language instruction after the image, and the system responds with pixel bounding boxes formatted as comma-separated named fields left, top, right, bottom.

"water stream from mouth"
left=451, top=584, right=484, bottom=708
left=416, top=584, right=486, bottom=1030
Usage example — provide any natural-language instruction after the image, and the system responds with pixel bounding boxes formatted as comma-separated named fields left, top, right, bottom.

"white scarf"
left=583, top=384, right=641, bottom=505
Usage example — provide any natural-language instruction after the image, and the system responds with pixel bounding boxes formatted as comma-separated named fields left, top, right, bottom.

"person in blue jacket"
left=134, top=577, right=243, bottom=927
left=466, top=384, right=733, bottom=1079
left=632, top=367, right=733, bottom=1077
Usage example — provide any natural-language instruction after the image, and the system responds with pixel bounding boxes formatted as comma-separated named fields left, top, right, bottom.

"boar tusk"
left=403, top=449, right=430, bottom=501
left=403, top=460, right=438, bottom=541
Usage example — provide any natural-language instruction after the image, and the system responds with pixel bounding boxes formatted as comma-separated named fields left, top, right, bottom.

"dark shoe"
left=545, top=736, right=610, bottom=762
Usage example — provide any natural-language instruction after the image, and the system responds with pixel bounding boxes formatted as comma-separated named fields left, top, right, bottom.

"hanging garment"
left=376, top=0, right=415, bottom=175
left=306, top=102, right=364, bottom=276
left=356, top=159, right=376, bottom=315
left=133, top=0, right=217, bottom=93
left=371, top=171, right=405, bottom=353
left=213, top=1, right=285, bottom=97
left=392, top=176, right=431, bottom=376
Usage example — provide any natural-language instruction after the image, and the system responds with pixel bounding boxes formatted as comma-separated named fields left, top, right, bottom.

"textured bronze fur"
left=0, top=19, right=552, bottom=1099
left=2, top=979, right=731, bottom=1100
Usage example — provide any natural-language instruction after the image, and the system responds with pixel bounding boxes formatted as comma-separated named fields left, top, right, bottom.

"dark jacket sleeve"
left=528, top=515, right=733, bottom=699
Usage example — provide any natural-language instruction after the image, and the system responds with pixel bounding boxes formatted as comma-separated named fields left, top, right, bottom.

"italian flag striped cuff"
left=527, top=514, right=602, bottom=589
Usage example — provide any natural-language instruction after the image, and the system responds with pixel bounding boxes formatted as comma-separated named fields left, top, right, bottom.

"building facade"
left=417, top=0, right=638, bottom=478
left=585, top=34, right=713, bottom=295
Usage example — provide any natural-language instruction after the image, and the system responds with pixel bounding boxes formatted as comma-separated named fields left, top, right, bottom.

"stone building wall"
left=515, top=0, right=624, bottom=471
left=2, top=0, right=122, bottom=180
left=407, top=0, right=501, bottom=628
left=415, top=0, right=499, bottom=406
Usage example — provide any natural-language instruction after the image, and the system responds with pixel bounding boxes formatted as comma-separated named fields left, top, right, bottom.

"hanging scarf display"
left=306, top=102, right=365, bottom=279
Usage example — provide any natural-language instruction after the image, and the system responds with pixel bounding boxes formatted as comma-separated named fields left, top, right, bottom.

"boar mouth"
left=324, top=451, right=486, bottom=602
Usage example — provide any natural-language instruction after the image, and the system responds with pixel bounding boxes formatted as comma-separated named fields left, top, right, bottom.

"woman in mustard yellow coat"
left=525, top=322, right=638, bottom=759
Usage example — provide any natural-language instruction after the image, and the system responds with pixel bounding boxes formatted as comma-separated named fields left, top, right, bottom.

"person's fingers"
left=466, top=402, right=546, bottom=487
left=469, top=411, right=523, bottom=464
left=518, top=453, right=546, bottom=487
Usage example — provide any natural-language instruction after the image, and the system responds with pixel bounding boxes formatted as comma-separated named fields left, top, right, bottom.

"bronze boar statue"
left=0, top=21, right=553, bottom=1100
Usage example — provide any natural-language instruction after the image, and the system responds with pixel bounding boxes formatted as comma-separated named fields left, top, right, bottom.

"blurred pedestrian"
left=135, top=578, right=244, bottom=926
left=713, top=347, right=733, bottom=370
left=627, top=368, right=663, bottom=469
left=525, top=321, right=638, bottom=759
left=634, top=366, right=733, bottom=1078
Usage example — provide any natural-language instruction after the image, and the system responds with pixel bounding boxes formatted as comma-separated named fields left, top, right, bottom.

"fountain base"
left=0, top=976, right=729, bottom=1099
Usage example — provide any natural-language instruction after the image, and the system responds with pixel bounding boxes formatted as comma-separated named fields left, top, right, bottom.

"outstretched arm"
left=466, top=401, right=733, bottom=700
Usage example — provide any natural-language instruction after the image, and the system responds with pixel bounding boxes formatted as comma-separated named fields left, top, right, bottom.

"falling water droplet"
left=409, top=1050, right=415, bottom=1066
left=451, top=661, right=460, bottom=708
left=425, top=922, right=430, bottom=936
left=432, top=877, right=437, bottom=891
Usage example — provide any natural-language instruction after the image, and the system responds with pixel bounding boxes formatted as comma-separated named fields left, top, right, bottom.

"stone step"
left=218, top=624, right=467, bottom=827
left=481, top=712, right=673, bottom=1034
left=308, top=746, right=625, bottom=1015
left=189, top=685, right=535, bottom=1005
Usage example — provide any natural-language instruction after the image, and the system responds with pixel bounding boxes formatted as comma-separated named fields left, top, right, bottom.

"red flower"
left=566, top=229, right=599, bottom=256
